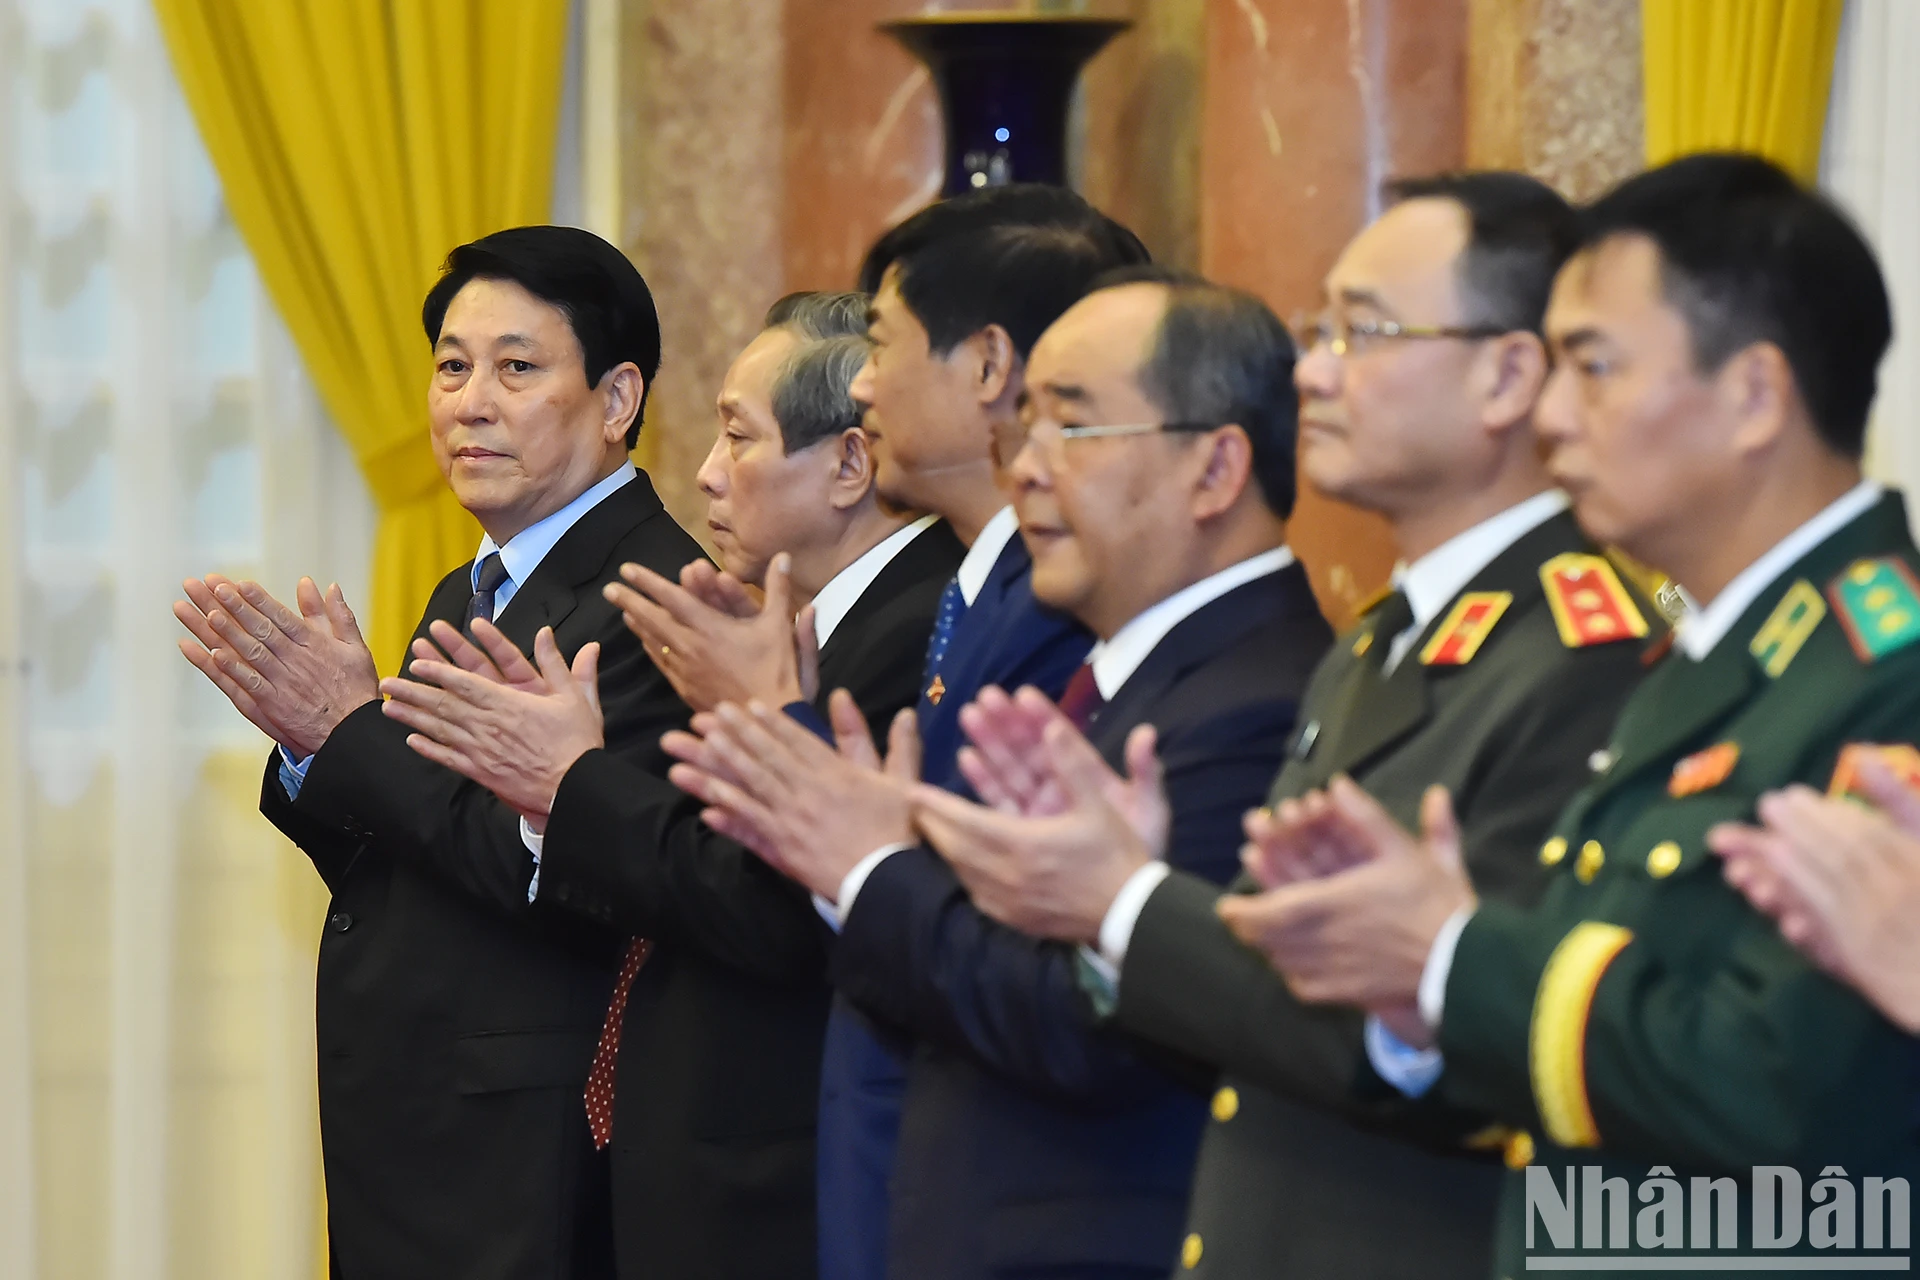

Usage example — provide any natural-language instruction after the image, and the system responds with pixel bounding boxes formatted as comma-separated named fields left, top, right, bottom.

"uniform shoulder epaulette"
left=1826, top=557, right=1920, bottom=664
left=1539, top=552, right=1650, bottom=649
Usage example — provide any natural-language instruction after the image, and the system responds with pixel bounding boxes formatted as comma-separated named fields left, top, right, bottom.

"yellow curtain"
left=153, top=0, right=571, bottom=672
left=1642, top=0, right=1846, bottom=182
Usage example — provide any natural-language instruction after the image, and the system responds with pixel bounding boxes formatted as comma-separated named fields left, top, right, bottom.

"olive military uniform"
left=1442, top=489, right=1920, bottom=1274
left=1109, top=507, right=1658, bottom=1278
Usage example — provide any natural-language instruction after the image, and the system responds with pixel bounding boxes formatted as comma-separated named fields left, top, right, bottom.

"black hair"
left=422, top=225, right=662, bottom=451
left=765, top=290, right=870, bottom=340
left=1088, top=267, right=1299, bottom=519
left=891, top=221, right=1144, bottom=362
left=1576, top=152, right=1891, bottom=455
left=1384, top=171, right=1581, bottom=336
left=857, top=182, right=1148, bottom=294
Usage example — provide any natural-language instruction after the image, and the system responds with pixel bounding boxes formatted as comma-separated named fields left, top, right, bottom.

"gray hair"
left=770, top=334, right=868, bottom=453
left=764, top=290, right=870, bottom=341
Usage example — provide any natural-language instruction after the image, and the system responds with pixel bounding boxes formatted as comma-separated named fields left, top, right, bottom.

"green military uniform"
left=1442, top=490, right=1920, bottom=1275
left=1108, top=507, right=1657, bottom=1279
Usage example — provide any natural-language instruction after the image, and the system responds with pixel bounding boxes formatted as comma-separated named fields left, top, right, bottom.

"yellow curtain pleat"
left=1642, top=0, right=1845, bottom=182
left=152, top=0, right=571, bottom=673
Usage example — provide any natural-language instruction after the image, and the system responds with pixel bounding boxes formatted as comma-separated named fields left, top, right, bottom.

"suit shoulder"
left=1155, top=611, right=1328, bottom=734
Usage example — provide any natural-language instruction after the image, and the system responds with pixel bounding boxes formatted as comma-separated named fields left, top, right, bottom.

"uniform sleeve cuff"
left=1419, top=906, right=1475, bottom=1030
left=1096, top=861, right=1172, bottom=971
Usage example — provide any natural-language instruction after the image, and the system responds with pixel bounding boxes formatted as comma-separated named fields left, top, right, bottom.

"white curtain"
left=1822, top=0, right=1920, bottom=498
left=0, top=0, right=373, bottom=1276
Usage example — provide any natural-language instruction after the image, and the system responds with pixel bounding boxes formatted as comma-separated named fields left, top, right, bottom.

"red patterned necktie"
left=584, top=937, right=652, bottom=1149
left=1056, top=663, right=1104, bottom=731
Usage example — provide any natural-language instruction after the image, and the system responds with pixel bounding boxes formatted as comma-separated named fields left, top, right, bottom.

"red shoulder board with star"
left=1419, top=592, right=1513, bottom=666
left=1540, top=553, right=1650, bottom=649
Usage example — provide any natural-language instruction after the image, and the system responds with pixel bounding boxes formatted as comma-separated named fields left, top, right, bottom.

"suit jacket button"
left=1182, top=1233, right=1203, bottom=1269
left=329, top=911, right=354, bottom=933
left=1211, top=1086, right=1239, bottom=1122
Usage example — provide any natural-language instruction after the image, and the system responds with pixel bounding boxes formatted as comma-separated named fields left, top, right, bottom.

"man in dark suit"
left=673, top=271, right=1331, bottom=1278
left=372, top=291, right=963, bottom=1278
left=174, top=227, right=697, bottom=1279
left=630, top=191, right=1146, bottom=1280
left=911, top=175, right=1657, bottom=1279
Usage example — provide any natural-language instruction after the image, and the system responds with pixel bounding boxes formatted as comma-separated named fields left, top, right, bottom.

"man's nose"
left=1535, top=364, right=1578, bottom=445
left=849, top=354, right=876, bottom=409
left=1293, top=343, right=1342, bottom=400
left=695, top=439, right=728, bottom=498
left=454, top=367, right=499, bottom=422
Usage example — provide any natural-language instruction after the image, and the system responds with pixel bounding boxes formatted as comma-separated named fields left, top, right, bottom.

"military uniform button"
left=1575, top=840, right=1605, bottom=883
left=1211, top=1086, right=1239, bottom=1122
left=1540, top=837, right=1568, bottom=866
left=1646, top=841, right=1682, bottom=878
left=1182, top=1233, right=1203, bottom=1269
left=329, top=911, right=354, bottom=933
left=1504, top=1131, right=1535, bottom=1169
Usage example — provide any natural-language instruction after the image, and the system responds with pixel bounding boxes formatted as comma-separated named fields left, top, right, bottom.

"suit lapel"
left=818, top=520, right=963, bottom=680
left=491, top=471, right=676, bottom=649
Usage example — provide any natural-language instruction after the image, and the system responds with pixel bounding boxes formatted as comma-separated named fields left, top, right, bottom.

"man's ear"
left=973, top=324, right=1020, bottom=409
left=826, top=427, right=875, bottom=511
left=1476, top=332, right=1548, bottom=437
left=600, top=361, right=646, bottom=446
left=1719, top=341, right=1794, bottom=457
left=1192, top=425, right=1255, bottom=521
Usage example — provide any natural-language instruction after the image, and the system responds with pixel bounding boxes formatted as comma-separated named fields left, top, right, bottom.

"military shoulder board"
left=1539, top=553, right=1649, bottom=649
left=1827, top=557, right=1920, bottom=664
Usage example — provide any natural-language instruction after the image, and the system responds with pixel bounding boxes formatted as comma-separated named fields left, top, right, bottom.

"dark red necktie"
left=584, top=937, right=651, bottom=1149
left=1056, top=663, right=1105, bottom=731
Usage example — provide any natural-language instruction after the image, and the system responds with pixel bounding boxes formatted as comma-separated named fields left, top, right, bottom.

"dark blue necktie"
left=923, top=576, right=966, bottom=677
left=465, top=552, right=510, bottom=630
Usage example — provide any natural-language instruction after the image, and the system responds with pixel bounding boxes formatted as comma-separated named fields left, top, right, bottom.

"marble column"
left=1467, top=0, right=1643, bottom=201
left=618, top=0, right=787, bottom=532
left=1201, top=0, right=1469, bottom=627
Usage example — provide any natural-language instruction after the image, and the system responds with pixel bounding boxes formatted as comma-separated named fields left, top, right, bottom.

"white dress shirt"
left=1387, top=479, right=1887, bottom=1097
left=808, top=515, right=941, bottom=649
left=827, top=546, right=1298, bottom=933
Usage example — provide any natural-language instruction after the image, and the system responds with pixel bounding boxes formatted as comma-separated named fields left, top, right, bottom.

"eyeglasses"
left=1289, top=310, right=1510, bottom=358
left=1018, top=418, right=1223, bottom=454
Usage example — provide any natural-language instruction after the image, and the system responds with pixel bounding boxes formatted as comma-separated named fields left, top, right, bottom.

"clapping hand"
left=174, top=574, right=379, bottom=757
left=379, top=619, right=604, bottom=823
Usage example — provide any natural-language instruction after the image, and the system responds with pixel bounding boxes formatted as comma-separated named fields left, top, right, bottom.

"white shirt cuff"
left=1365, top=1016, right=1445, bottom=1097
left=277, top=746, right=314, bottom=799
left=520, top=817, right=545, bottom=903
left=1419, top=906, right=1474, bottom=1030
left=1096, top=861, right=1172, bottom=970
left=813, top=842, right=916, bottom=932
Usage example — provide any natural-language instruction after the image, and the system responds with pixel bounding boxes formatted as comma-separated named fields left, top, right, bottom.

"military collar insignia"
left=1749, top=580, right=1827, bottom=677
left=1828, top=742, right=1920, bottom=803
left=1418, top=592, right=1512, bottom=666
left=1827, top=557, right=1920, bottom=664
left=1668, top=741, right=1740, bottom=797
left=1540, top=553, right=1650, bottom=649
